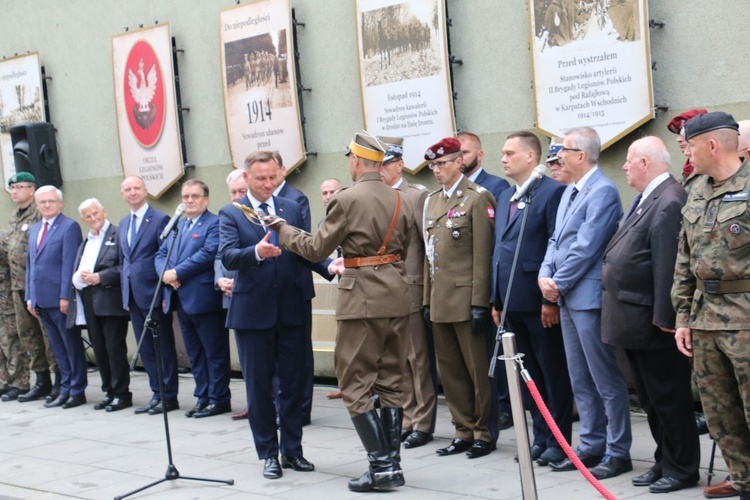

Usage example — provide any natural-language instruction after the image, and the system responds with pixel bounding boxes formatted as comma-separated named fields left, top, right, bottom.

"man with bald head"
left=672, top=112, right=750, bottom=499
left=739, top=120, right=750, bottom=162
left=602, top=137, right=699, bottom=493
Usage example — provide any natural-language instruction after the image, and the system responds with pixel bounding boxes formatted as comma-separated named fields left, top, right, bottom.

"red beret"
left=667, top=108, right=707, bottom=135
left=424, top=137, right=461, bottom=161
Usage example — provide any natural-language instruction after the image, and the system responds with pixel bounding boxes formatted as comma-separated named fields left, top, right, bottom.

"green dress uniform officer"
left=273, top=130, right=412, bottom=493
left=422, top=137, right=497, bottom=459
left=2, top=172, right=57, bottom=403
left=671, top=112, right=750, bottom=499
left=378, top=135, right=437, bottom=449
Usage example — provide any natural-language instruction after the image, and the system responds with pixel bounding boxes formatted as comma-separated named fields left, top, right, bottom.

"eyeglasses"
left=36, top=199, right=60, bottom=205
left=181, top=194, right=206, bottom=201
left=559, top=147, right=583, bottom=153
left=429, top=155, right=460, bottom=170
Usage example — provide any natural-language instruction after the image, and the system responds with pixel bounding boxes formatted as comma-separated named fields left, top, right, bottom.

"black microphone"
left=510, top=164, right=547, bottom=203
left=159, top=203, right=187, bottom=240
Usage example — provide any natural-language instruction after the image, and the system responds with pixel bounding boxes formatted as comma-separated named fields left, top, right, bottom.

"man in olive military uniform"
left=0, top=240, right=26, bottom=397
left=2, top=172, right=57, bottom=403
left=378, top=135, right=437, bottom=449
left=672, top=111, right=750, bottom=500
left=422, top=137, right=497, bottom=459
left=274, top=130, right=411, bottom=492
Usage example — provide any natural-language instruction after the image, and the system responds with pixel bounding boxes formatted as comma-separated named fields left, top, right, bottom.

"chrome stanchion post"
left=501, top=332, right=537, bottom=500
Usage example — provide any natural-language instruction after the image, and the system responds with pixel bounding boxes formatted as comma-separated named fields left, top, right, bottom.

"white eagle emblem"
left=127, top=58, right=158, bottom=129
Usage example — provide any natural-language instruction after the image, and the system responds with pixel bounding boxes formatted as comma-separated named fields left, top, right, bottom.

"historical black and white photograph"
left=223, top=29, right=293, bottom=110
left=359, top=0, right=443, bottom=87
left=533, top=0, right=641, bottom=50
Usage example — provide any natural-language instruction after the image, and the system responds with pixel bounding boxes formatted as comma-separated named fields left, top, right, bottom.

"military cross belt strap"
left=697, top=278, right=750, bottom=294
left=344, top=191, right=402, bottom=269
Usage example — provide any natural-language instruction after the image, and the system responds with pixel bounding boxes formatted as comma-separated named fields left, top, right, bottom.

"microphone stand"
left=116, top=221, right=234, bottom=500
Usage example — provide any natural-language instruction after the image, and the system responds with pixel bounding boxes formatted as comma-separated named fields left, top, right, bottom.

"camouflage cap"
left=8, top=171, right=36, bottom=187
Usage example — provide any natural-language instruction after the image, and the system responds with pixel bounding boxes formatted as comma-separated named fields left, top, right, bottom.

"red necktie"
left=38, top=221, right=49, bottom=249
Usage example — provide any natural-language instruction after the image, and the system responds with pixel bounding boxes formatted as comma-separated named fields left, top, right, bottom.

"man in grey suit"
left=601, top=137, right=699, bottom=493
left=538, top=126, right=631, bottom=479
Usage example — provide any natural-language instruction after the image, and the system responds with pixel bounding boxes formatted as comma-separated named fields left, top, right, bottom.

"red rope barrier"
left=525, top=377, right=619, bottom=500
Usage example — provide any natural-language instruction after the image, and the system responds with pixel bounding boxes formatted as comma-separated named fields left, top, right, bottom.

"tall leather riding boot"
left=17, top=370, right=52, bottom=403
left=380, top=407, right=404, bottom=465
left=45, top=371, right=61, bottom=403
left=348, top=410, right=405, bottom=492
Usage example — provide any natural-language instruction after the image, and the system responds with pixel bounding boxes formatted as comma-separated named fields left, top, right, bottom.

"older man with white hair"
left=26, top=186, right=85, bottom=409
left=67, top=199, right=131, bottom=412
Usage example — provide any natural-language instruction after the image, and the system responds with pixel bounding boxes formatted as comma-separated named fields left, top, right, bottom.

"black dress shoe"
left=436, top=438, right=473, bottom=456
left=62, top=394, right=86, bottom=409
left=193, top=402, right=231, bottom=419
left=649, top=476, right=697, bottom=494
left=44, top=394, right=69, bottom=408
left=263, top=457, right=283, bottom=479
left=185, top=402, right=208, bottom=418
left=400, top=429, right=412, bottom=442
left=499, top=411, right=513, bottom=430
left=280, top=455, right=315, bottom=472
left=1, top=387, right=22, bottom=402
left=550, top=451, right=603, bottom=471
left=536, top=447, right=566, bottom=466
left=106, top=397, right=133, bottom=412
left=134, top=398, right=160, bottom=414
left=149, top=399, right=179, bottom=415
left=466, top=440, right=496, bottom=459
left=530, top=444, right=546, bottom=461
left=45, top=387, right=61, bottom=404
left=94, top=395, right=114, bottom=410
left=632, top=469, right=661, bottom=486
left=404, top=431, right=433, bottom=449
left=696, top=412, right=709, bottom=435
left=589, top=455, right=633, bottom=480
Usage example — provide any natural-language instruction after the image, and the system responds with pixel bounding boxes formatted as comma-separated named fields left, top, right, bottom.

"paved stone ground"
left=0, top=370, right=725, bottom=499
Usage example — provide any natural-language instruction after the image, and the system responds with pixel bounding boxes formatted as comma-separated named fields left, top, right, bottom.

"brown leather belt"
left=344, top=254, right=401, bottom=268
left=697, top=278, right=750, bottom=294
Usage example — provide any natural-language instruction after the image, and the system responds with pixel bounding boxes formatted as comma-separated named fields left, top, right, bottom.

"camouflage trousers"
left=12, top=290, right=57, bottom=374
left=693, top=329, right=750, bottom=493
left=0, top=312, right=30, bottom=390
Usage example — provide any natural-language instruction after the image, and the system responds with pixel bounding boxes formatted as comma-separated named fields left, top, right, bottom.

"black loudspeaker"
left=9, top=122, right=62, bottom=188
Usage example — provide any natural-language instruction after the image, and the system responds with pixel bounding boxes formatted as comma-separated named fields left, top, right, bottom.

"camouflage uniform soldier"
left=672, top=112, right=750, bottom=500
left=2, top=172, right=57, bottom=403
left=0, top=239, right=28, bottom=395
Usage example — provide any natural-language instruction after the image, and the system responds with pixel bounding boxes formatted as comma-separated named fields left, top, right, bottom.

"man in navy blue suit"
left=539, top=126, right=631, bottom=479
left=119, top=176, right=179, bottom=415
left=220, top=151, right=335, bottom=480
left=157, top=179, right=230, bottom=419
left=25, top=186, right=86, bottom=409
left=271, top=152, right=315, bottom=425
left=491, top=131, right=572, bottom=466
left=458, top=132, right=511, bottom=202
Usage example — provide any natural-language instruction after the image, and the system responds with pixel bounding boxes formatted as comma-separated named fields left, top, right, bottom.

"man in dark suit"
left=458, top=131, right=511, bottom=202
left=602, top=136, right=699, bottom=493
left=119, top=176, right=179, bottom=415
left=216, top=169, right=248, bottom=421
left=25, top=186, right=86, bottom=409
left=271, top=151, right=315, bottom=426
left=491, top=131, right=572, bottom=466
left=220, top=151, right=334, bottom=480
left=67, top=199, right=131, bottom=412
left=157, top=180, right=231, bottom=419
left=539, top=126, right=631, bottom=479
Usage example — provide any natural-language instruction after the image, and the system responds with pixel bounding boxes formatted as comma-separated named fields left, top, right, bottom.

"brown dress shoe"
left=231, top=407, right=248, bottom=420
left=704, top=478, right=739, bottom=498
